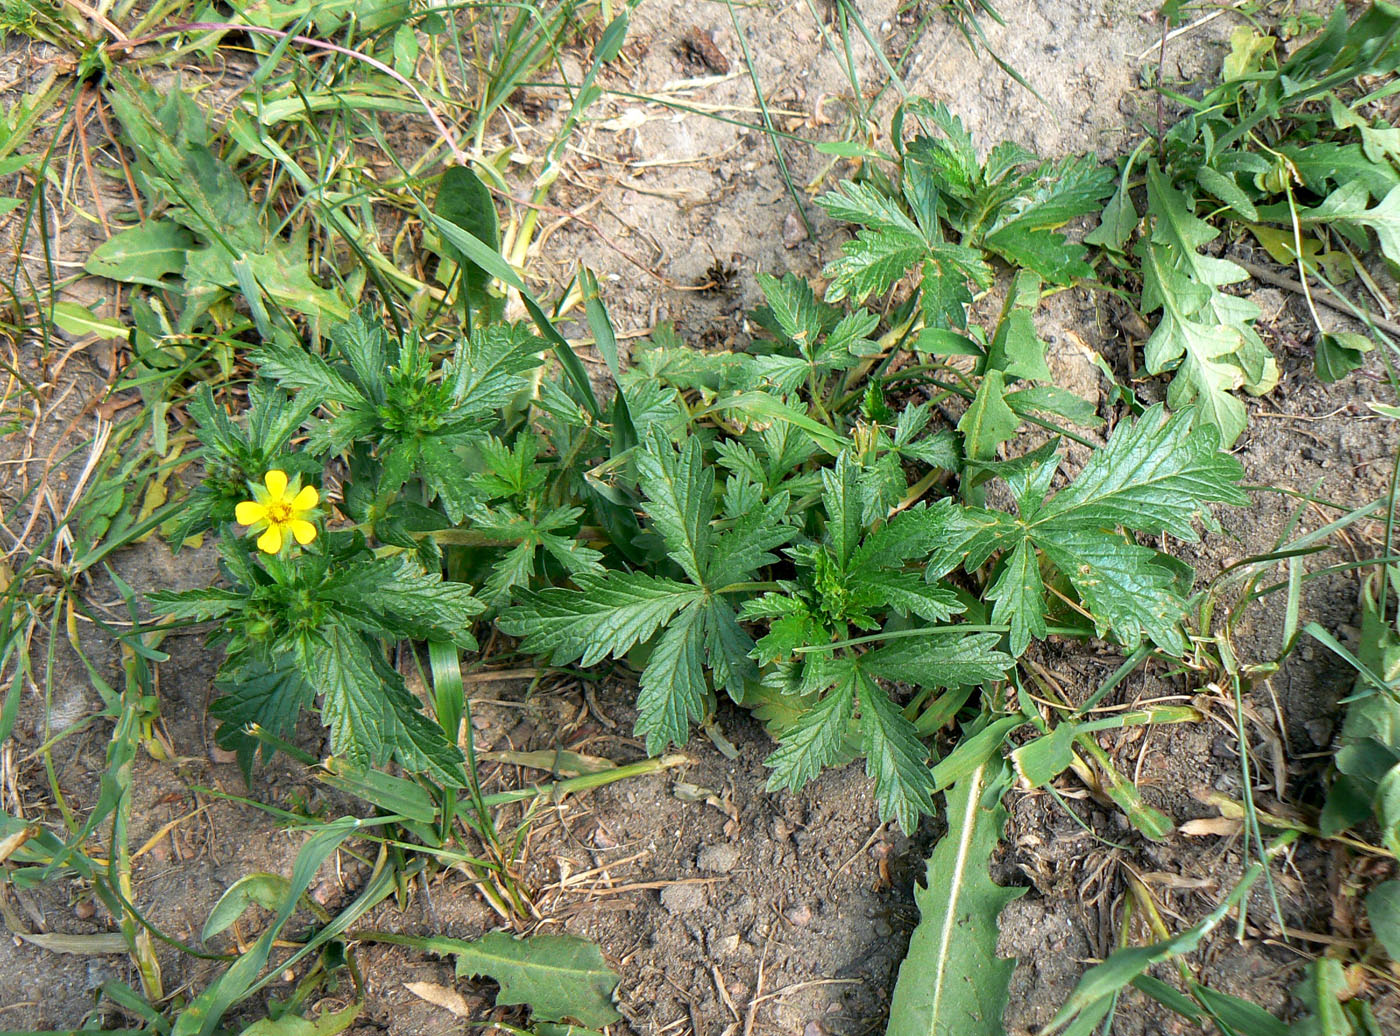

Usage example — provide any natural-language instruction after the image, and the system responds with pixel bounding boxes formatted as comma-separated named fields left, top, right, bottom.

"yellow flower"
left=235, top=470, right=319, bottom=554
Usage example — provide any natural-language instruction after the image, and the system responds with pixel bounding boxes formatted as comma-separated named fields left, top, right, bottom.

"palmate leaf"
left=885, top=758, right=1024, bottom=1036
left=928, top=405, right=1245, bottom=656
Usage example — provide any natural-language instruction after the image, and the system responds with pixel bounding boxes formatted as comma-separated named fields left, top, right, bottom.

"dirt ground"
left=3, top=0, right=1400, bottom=1033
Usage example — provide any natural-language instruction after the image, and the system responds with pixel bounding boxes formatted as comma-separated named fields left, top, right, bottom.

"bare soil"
left=3, top=1, right=1400, bottom=1034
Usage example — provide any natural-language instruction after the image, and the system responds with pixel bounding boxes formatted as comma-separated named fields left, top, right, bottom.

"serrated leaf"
left=986, top=538, right=1046, bottom=657
left=857, top=669, right=935, bottom=832
left=850, top=571, right=962, bottom=622
left=636, top=429, right=712, bottom=585
left=757, top=271, right=827, bottom=354
left=1034, top=404, right=1247, bottom=538
left=822, top=452, right=863, bottom=568
left=635, top=602, right=708, bottom=752
left=764, top=662, right=857, bottom=792
left=862, top=631, right=1013, bottom=688
left=498, top=572, right=705, bottom=666
left=885, top=758, right=1025, bottom=1036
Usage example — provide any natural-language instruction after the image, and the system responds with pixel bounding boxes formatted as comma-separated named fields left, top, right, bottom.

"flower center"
left=267, top=502, right=293, bottom=524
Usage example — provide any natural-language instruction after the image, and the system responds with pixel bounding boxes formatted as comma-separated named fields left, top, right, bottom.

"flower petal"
left=234, top=501, right=266, bottom=527
left=264, top=469, right=289, bottom=500
left=288, top=519, right=318, bottom=545
left=256, top=523, right=283, bottom=554
left=290, top=484, right=319, bottom=511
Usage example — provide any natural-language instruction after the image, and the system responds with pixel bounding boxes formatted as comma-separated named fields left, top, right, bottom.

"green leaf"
left=1192, top=985, right=1289, bottom=1036
left=239, top=1004, right=360, bottom=1036
left=252, top=340, right=362, bottom=408
left=202, top=873, right=292, bottom=940
left=430, top=932, right=620, bottom=1028
left=1140, top=163, right=1278, bottom=445
left=498, top=573, right=706, bottom=666
left=764, top=661, right=857, bottom=792
left=757, top=271, right=826, bottom=354
left=957, top=368, right=1018, bottom=462
left=986, top=538, right=1046, bottom=657
left=1196, top=165, right=1258, bottom=221
left=636, top=429, right=712, bottom=586
left=1300, top=181, right=1400, bottom=265
left=863, top=631, right=1013, bottom=688
left=985, top=272, right=1051, bottom=382
left=209, top=658, right=315, bottom=775
left=822, top=452, right=863, bottom=568
left=85, top=220, right=193, bottom=286
left=1316, top=331, right=1374, bottom=383
left=635, top=602, right=708, bottom=752
left=49, top=302, right=128, bottom=342
left=1010, top=722, right=1077, bottom=787
left=885, top=758, right=1025, bottom=1036
left=435, top=164, right=500, bottom=309
left=1034, top=404, right=1247, bottom=538
left=857, top=669, right=935, bottom=832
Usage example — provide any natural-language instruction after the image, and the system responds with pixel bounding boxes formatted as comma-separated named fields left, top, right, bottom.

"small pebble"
left=785, top=901, right=813, bottom=927
left=660, top=882, right=706, bottom=915
left=696, top=843, right=740, bottom=873
left=783, top=211, right=808, bottom=250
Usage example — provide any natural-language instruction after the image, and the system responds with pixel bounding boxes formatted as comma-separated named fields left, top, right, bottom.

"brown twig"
left=1236, top=259, right=1400, bottom=339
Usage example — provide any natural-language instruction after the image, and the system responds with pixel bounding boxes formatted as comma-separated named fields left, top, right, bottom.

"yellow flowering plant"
left=235, top=469, right=320, bottom=554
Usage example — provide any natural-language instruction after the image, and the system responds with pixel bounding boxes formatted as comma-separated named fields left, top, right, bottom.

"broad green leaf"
left=885, top=759, right=1025, bottom=1036
left=435, top=932, right=620, bottom=1028
left=50, top=302, right=128, bottom=342
left=202, top=873, right=291, bottom=940
left=1316, top=331, right=1373, bottom=383
left=434, top=163, right=500, bottom=310
left=239, top=1004, right=360, bottom=1036
left=85, top=220, right=193, bottom=286
left=957, top=369, right=1017, bottom=462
